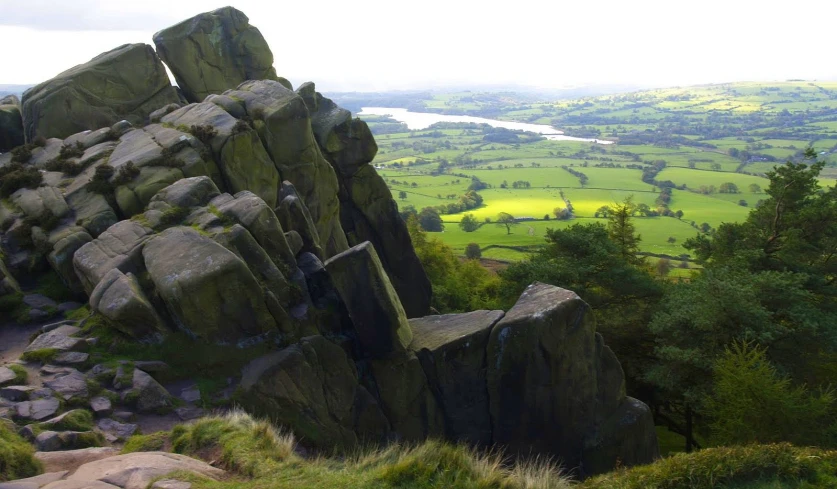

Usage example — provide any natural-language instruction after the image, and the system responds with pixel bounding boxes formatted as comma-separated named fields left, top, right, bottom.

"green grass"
left=8, top=364, right=27, bottom=384
left=0, top=420, right=42, bottom=482
left=123, top=432, right=169, bottom=453
left=22, top=348, right=58, bottom=364
left=141, top=410, right=570, bottom=489
left=584, top=444, right=837, bottom=489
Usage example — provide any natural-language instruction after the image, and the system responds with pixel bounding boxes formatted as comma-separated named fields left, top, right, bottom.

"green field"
left=336, top=81, right=837, bottom=266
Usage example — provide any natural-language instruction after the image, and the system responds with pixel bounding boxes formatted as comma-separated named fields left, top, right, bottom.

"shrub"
left=232, top=119, right=252, bottom=134
left=188, top=124, right=218, bottom=145
left=10, top=144, right=33, bottom=164
left=58, top=141, right=84, bottom=160
left=152, top=147, right=185, bottom=168
left=0, top=163, right=42, bottom=197
left=112, top=162, right=140, bottom=186
left=86, top=164, right=115, bottom=195
left=45, top=158, right=83, bottom=176
left=465, top=243, right=482, bottom=259
left=0, top=421, right=42, bottom=481
left=31, top=135, right=46, bottom=147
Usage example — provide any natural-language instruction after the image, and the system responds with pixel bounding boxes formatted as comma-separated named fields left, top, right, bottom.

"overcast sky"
left=1, top=0, right=835, bottom=93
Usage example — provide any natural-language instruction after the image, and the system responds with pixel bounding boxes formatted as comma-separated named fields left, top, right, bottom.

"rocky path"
left=1, top=310, right=223, bottom=486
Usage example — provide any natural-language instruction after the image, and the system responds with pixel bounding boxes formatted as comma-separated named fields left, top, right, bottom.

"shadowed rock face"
left=0, top=95, right=24, bottom=151
left=153, top=7, right=285, bottom=103
left=21, top=44, right=180, bottom=141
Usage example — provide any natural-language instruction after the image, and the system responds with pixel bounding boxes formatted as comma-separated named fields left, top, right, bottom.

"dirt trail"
left=0, top=320, right=43, bottom=364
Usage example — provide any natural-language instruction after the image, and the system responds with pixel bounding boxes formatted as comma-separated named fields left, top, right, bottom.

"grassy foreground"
left=120, top=411, right=837, bottom=489
left=0, top=420, right=42, bottom=482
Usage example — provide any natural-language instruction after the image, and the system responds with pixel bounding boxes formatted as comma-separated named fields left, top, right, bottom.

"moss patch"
left=22, top=348, right=58, bottom=364
left=8, top=364, right=27, bottom=385
left=123, top=432, right=169, bottom=453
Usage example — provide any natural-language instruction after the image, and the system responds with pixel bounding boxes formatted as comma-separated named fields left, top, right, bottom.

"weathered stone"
left=308, top=90, right=431, bottom=318
left=0, top=367, right=17, bottom=386
left=88, top=269, right=167, bottom=338
left=12, top=187, right=70, bottom=222
left=149, top=103, right=181, bottom=123
left=126, top=369, right=172, bottom=412
left=324, top=241, right=412, bottom=358
left=226, top=80, right=347, bottom=256
left=239, top=335, right=389, bottom=448
left=97, top=418, right=138, bottom=441
left=409, top=310, right=505, bottom=445
left=64, top=188, right=118, bottom=238
left=0, top=471, right=67, bottom=489
left=53, top=352, right=89, bottom=366
left=143, top=226, right=277, bottom=342
left=147, top=175, right=220, bottom=210
left=161, top=104, right=280, bottom=207
left=215, top=190, right=296, bottom=274
left=26, top=330, right=86, bottom=354
left=73, top=219, right=154, bottom=295
left=15, top=397, right=60, bottom=421
left=35, top=447, right=119, bottom=474
left=90, top=397, right=112, bottom=417
left=21, top=43, right=180, bottom=141
left=370, top=350, right=444, bottom=441
left=1, top=385, right=36, bottom=402
left=66, top=452, right=224, bottom=489
left=174, top=406, right=204, bottom=421
left=23, top=294, right=57, bottom=310
left=276, top=182, right=324, bottom=259
left=44, top=370, right=88, bottom=402
left=284, top=231, right=303, bottom=256
left=153, top=7, right=281, bottom=103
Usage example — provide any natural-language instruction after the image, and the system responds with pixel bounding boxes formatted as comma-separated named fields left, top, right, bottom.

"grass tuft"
left=8, top=364, right=27, bottom=384
left=0, top=420, right=42, bottom=481
left=123, top=432, right=169, bottom=453
left=22, top=348, right=58, bottom=364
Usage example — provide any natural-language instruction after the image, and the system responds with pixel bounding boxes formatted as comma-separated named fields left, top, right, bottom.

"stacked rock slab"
left=21, top=43, right=181, bottom=141
left=153, top=7, right=287, bottom=104
left=304, top=83, right=431, bottom=317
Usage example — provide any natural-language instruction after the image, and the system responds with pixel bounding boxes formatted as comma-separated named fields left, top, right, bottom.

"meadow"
left=339, top=81, right=837, bottom=270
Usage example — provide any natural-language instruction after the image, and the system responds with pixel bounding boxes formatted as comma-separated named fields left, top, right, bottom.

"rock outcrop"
left=21, top=44, right=181, bottom=141
left=0, top=7, right=658, bottom=475
left=153, top=7, right=285, bottom=103
left=0, top=94, right=24, bottom=151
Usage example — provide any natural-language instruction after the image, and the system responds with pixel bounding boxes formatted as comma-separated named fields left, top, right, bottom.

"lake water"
left=358, top=107, right=614, bottom=144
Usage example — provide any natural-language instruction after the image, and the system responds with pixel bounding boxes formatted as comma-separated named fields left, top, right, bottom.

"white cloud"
left=1, top=0, right=835, bottom=91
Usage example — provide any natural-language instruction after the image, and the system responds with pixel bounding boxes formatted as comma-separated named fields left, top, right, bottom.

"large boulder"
left=409, top=310, right=505, bottom=445
left=88, top=269, right=167, bottom=338
left=153, top=7, right=283, bottom=104
left=324, top=241, right=412, bottom=358
left=73, top=220, right=155, bottom=295
left=225, top=80, right=348, bottom=256
left=238, top=335, right=389, bottom=448
left=307, top=87, right=430, bottom=317
left=21, top=44, right=180, bottom=141
left=161, top=102, right=281, bottom=207
left=142, top=226, right=278, bottom=343
left=486, top=282, right=658, bottom=471
left=0, top=94, right=24, bottom=152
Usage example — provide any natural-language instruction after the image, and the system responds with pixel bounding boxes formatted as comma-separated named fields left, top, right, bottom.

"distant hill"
left=0, top=84, right=33, bottom=98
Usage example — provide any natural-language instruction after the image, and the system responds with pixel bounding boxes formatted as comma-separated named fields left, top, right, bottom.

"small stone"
left=112, top=366, right=132, bottom=390
left=180, top=385, right=200, bottom=403
left=90, top=397, right=112, bottom=417
left=51, top=325, right=81, bottom=337
left=23, top=294, right=58, bottom=310
left=96, top=418, right=137, bottom=440
left=30, top=388, right=55, bottom=399
left=44, top=369, right=88, bottom=402
left=15, top=397, right=60, bottom=421
left=40, top=365, right=72, bottom=376
left=1, top=385, right=36, bottom=402
left=26, top=330, right=86, bottom=354
left=41, top=320, right=75, bottom=333
left=35, top=430, right=98, bottom=452
left=18, top=424, right=38, bottom=442
left=87, top=364, right=116, bottom=382
left=53, top=352, right=89, bottom=366
left=0, top=366, right=17, bottom=386
left=127, top=369, right=172, bottom=412
left=152, top=480, right=192, bottom=489
left=175, top=405, right=204, bottom=421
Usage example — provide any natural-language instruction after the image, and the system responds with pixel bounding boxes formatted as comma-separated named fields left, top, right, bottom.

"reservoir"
left=358, top=107, right=613, bottom=144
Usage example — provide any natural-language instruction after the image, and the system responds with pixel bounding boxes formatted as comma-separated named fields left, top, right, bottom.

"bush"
left=705, top=341, right=837, bottom=447
left=0, top=421, right=42, bottom=481
left=465, top=243, right=482, bottom=260
left=58, top=141, right=84, bottom=160
left=188, top=124, right=218, bottom=145
left=112, top=162, right=140, bottom=186
left=232, top=119, right=252, bottom=134
left=0, top=163, right=43, bottom=197
left=152, top=147, right=185, bottom=168
left=10, top=145, right=33, bottom=164
left=45, top=158, right=83, bottom=176
left=159, top=206, right=191, bottom=227
left=86, top=165, right=115, bottom=195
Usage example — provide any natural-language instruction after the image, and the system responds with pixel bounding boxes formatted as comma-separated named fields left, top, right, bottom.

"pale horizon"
left=1, top=0, right=836, bottom=93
